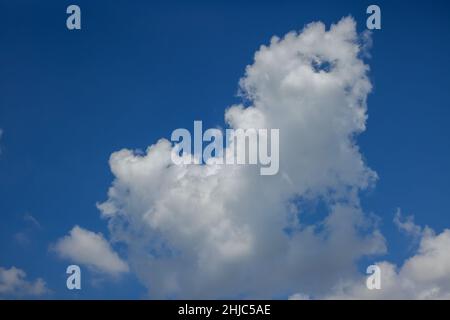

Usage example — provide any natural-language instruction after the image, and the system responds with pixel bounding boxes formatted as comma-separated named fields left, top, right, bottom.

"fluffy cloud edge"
left=321, top=214, right=450, bottom=300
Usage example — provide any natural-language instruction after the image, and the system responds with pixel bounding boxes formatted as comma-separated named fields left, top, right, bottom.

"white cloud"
left=97, top=17, right=387, bottom=298
left=53, top=226, right=129, bottom=276
left=0, top=266, right=48, bottom=298
left=326, top=223, right=450, bottom=299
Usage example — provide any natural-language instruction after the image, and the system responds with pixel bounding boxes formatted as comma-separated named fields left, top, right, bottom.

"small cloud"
left=52, top=226, right=129, bottom=276
left=0, top=266, right=49, bottom=298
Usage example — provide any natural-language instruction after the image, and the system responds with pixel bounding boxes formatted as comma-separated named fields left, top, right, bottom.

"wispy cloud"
left=394, top=208, right=423, bottom=238
left=13, top=213, right=42, bottom=246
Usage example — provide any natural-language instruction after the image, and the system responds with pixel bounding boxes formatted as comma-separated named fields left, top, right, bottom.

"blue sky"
left=1, top=0, right=450, bottom=299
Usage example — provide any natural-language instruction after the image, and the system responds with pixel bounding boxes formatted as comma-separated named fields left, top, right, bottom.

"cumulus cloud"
left=326, top=222, right=450, bottom=299
left=0, top=266, right=48, bottom=298
left=53, top=226, right=129, bottom=276
left=96, top=17, right=387, bottom=298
